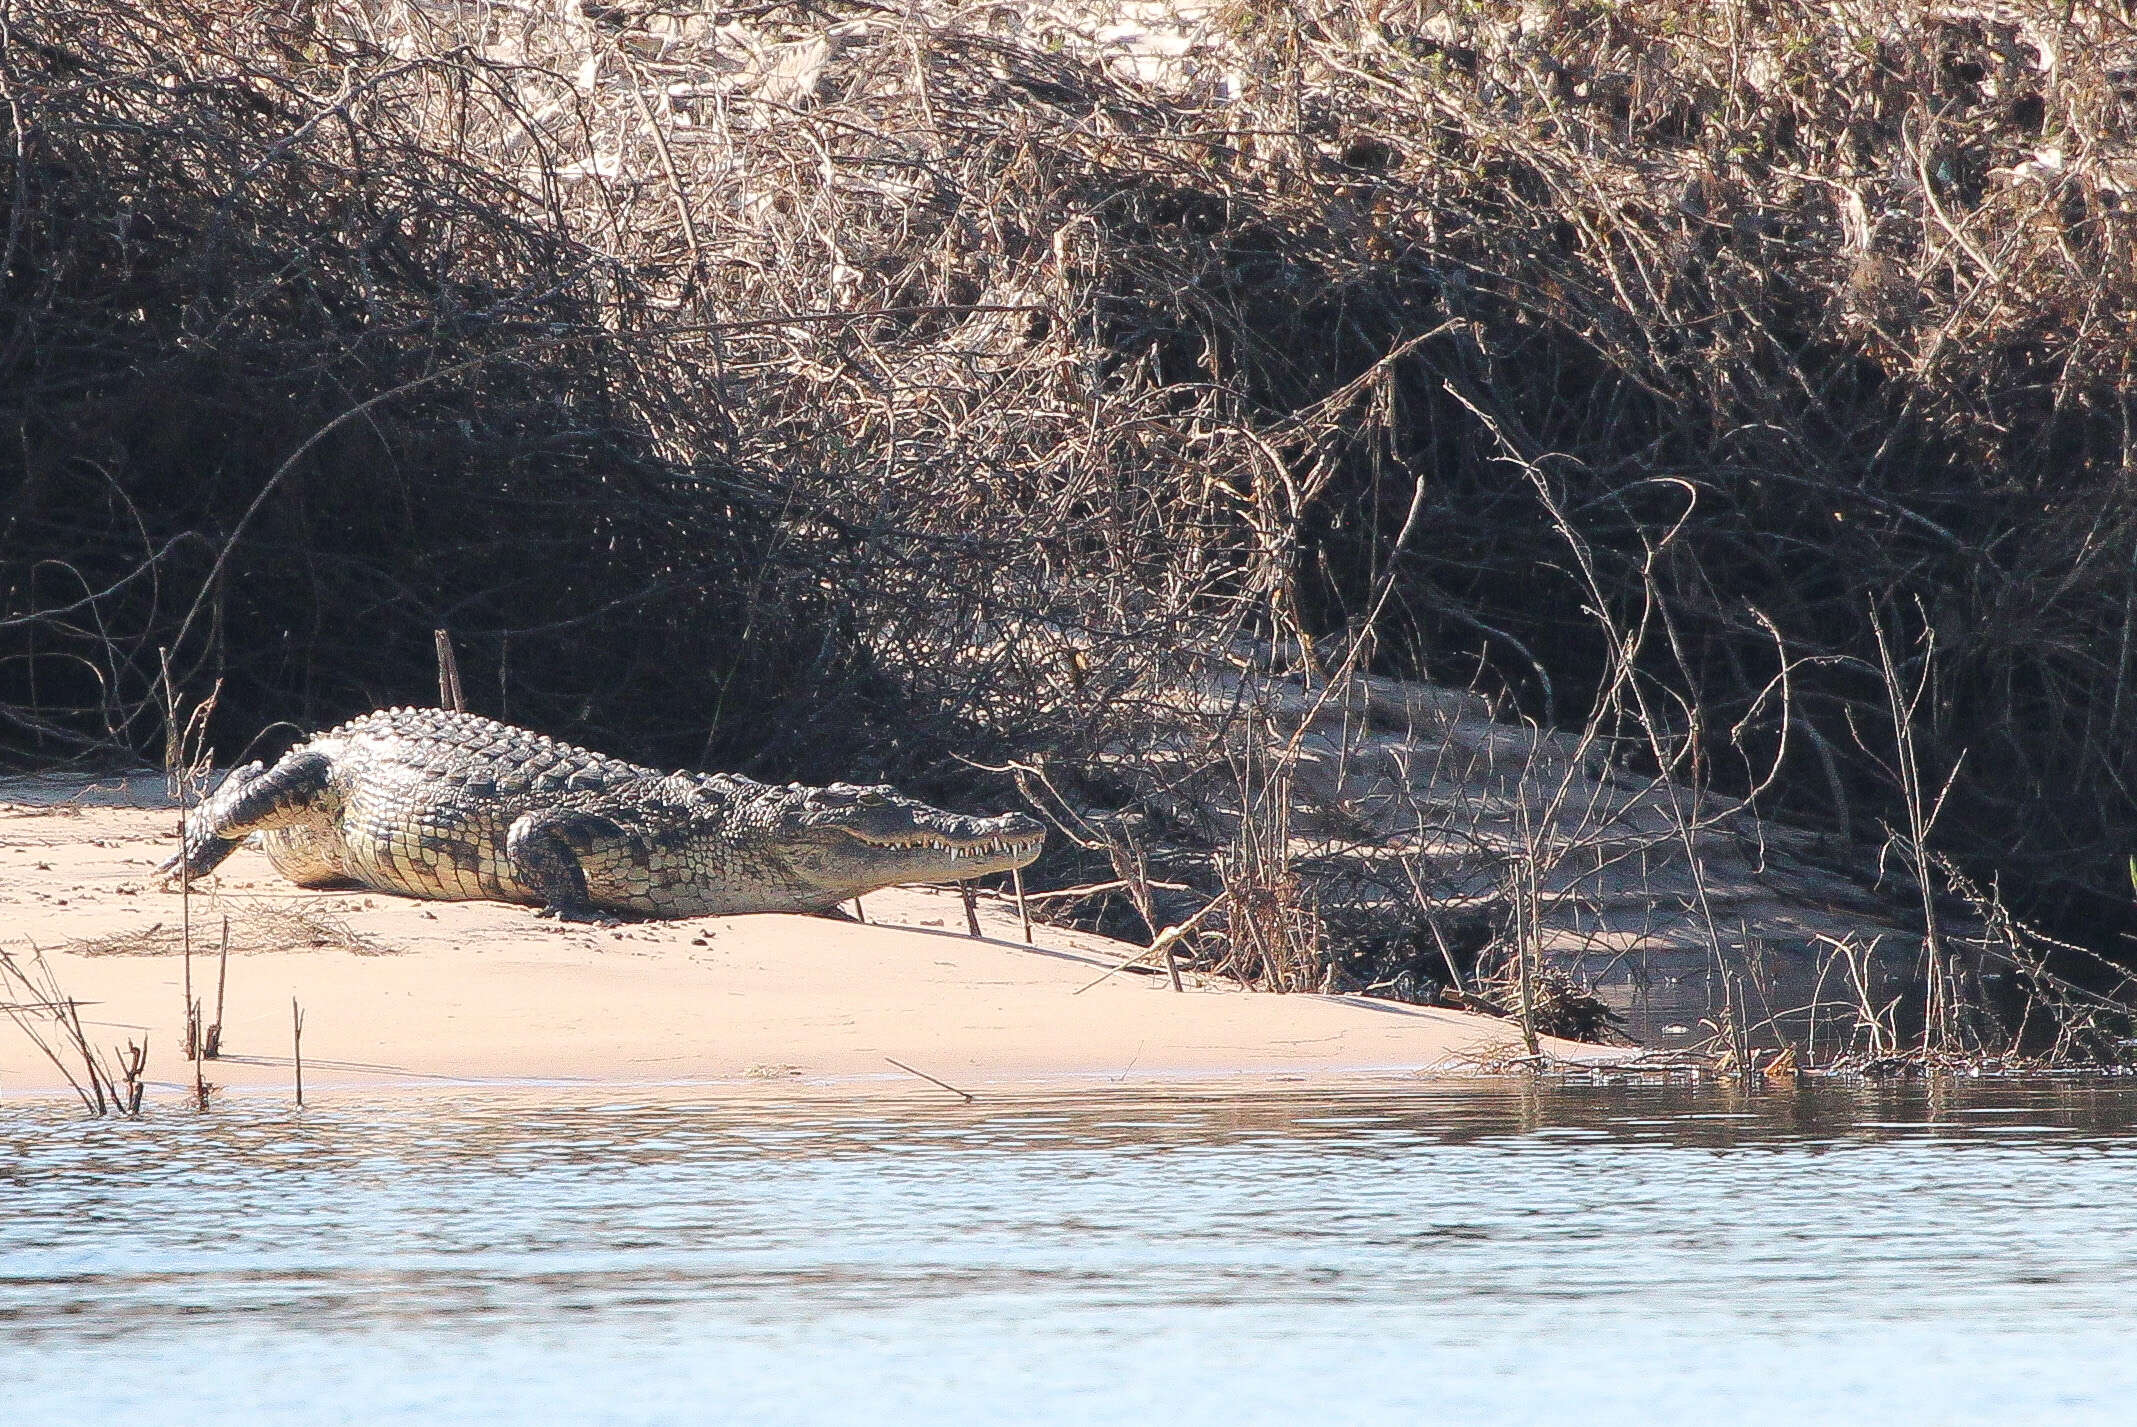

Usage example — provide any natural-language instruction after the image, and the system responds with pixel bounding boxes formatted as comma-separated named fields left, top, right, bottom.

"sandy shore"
left=0, top=774, right=1623, bottom=1103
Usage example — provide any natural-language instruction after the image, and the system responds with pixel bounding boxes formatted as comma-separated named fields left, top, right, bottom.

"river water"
left=4, top=1079, right=2136, bottom=1424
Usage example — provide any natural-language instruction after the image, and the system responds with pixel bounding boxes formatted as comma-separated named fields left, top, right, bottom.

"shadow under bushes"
left=0, top=0, right=920, bottom=778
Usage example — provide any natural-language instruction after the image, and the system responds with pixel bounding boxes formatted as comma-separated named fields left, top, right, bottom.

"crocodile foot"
left=535, top=903, right=622, bottom=928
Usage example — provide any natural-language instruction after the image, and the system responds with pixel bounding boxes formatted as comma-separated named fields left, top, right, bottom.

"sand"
left=0, top=774, right=1624, bottom=1104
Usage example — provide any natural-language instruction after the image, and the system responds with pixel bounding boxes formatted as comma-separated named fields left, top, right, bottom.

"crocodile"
left=157, top=707, right=1044, bottom=920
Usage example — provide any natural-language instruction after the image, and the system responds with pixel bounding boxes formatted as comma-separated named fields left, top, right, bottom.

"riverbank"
left=0, top=778, right=1622, bottom=1102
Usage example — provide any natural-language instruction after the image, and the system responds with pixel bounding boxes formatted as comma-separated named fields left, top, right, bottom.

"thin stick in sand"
left=182, top=937, right=196, bottom=1058
left=884, top=1056, right=973, bottom=1102
left=292, top=997, right=305, bottom=1107
left=960, top=883, right=983, bottom=937
left=205, top=916, right=230, bottom=1059
left=434, top=628, right=466, bottom=712
left=160, top=646, right=195, bottom=1058
left=118, top=1038, right=147, bottom=1117
left=1011, top=868, right=1033, bottom=944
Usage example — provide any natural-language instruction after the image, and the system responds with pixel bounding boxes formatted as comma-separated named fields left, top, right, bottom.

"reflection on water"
left=1573, top=938, right=1928, bottom=1053
left=6, top=1080, right=2137, bottom=1424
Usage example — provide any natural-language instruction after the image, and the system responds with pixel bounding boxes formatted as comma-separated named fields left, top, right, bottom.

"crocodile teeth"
left=856, top=832, right=1038, bottom=859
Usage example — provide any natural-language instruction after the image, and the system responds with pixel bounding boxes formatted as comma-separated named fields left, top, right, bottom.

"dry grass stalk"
left=67, top=904, right=389, bottom=959
left=435, top=630, right=467, bottom=714
left=0, top=944, right=141, bottom=1117
left=203, top=916, right=229, bottom=1059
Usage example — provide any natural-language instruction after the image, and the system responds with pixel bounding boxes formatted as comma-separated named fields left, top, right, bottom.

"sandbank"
left=0, top=775, right=1623, bottom=1104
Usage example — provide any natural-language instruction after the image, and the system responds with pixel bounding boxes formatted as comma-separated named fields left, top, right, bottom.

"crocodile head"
left=756, top=781, right=1044, bottom=905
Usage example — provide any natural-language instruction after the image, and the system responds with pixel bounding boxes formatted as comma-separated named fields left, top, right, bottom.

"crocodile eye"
left=858, top=788, right=890, bottom=807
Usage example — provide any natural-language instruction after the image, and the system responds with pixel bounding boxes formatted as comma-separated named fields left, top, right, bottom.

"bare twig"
left=435, top=629, right=466, bottom=714
left=884, top=1055, right=972, bottom=1102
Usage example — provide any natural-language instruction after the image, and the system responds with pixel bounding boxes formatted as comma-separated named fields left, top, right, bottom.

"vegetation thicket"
left=6, top=1, right=2137, bottom=974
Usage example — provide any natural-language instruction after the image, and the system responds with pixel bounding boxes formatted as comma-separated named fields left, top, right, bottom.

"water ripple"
left=4, top=1082, right=2137, bottom=1424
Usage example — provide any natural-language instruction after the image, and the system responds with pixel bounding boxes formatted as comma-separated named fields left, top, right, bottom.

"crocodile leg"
left=505, top=808, right=621, bottom=922
left=157, top=753, right=333, bottom=885
left=156, top=763, right=261, bottom=885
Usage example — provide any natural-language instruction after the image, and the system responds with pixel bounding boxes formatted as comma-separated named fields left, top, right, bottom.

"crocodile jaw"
left=830, top=815, right=1046, bottom=884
